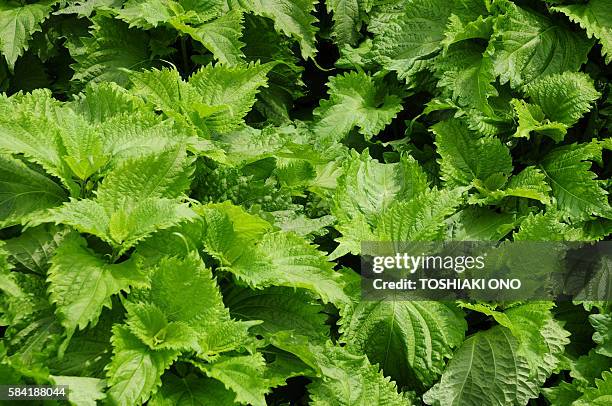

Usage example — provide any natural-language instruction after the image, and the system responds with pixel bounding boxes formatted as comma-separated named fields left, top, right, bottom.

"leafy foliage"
left=0, top=0, right=610, bottom=405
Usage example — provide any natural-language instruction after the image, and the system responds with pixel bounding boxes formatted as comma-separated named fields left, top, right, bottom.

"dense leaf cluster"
left=0, top=0, right=611, bottom=405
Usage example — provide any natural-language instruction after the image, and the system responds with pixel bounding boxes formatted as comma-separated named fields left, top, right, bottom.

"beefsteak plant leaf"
left=47, top=233, right=148, bottom=340
left=539, top=142, right=612, bottom=221
left=331, top=151, right=460, bottom=257
left=423, top=326, right=539, bottom=406
left=178, top=10, right=245, bottom=65
left=115, top=0, right=187, bottom=29
left=435, top=42, right=497, bottom=115
left=433, top=118, right=513, bottom=189
left=33, top=147, right=196, bottom=253
left=0, top=0, right=56, bottom=70
left=125, top=302, right=200, bottom=351
left=340, top=300, right=466, bottom=388
left=523, top=72, right=600, bottom=127
left=57, top=0, right=124, bottom=18
left=225, top=286, right=329, bottom=341
left=313, top=71, right=403, bottom=142
left=194, top=354, right=271, bottom=406
left=3, top=225, right=68, bottom=274
left=369, top=0, right=451, bottom=80
left=134, top=252, right=257, bottom=358
left=130, top=63, right=272, bottom=135
left=238, top=0, right=318, bottom=59
left=573, top=370, right=612, bottom=405
left=270, top=333, right=410, bottom=406
left=51, top=375, right=107, bottom=406
left=201, top=202, right=349, bottom=306
left=590, top=313, right=612, bottom=357
left=511, top=99, right=568, bottom=142
left=106, top=325, right=179, bottom=406
left=490, top=2, right=593, bottom=88
left=333, top=151, right=429, bottom=227
left=228, top=231, right=350, bottom=306
left=326, top=0, right=367, bottom=46
left=0, top=155, right=67, bottom=227
left=95, top=147, right=194, bottom=204
left=373, top=187, right=465, bottom=242
left=150, top=374, right=236, bottom=406
left=68, top=16, right=153, bottom=87
left=69, top=81, right=149, bottom=123
left=469, top=166, right=552, bottom=205
left=552, top=0, right=612, bottom=64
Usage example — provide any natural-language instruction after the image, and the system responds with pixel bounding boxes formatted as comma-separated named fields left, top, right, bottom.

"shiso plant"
left=0, top=0, right=611, bottom=405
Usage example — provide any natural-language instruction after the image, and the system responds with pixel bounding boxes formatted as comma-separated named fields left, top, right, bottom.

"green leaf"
left=503, top=303, right=570, bottom=384
left=552, top=0, right=612, bottom=64
left=128, top=67, right=190, bottom=112
left=225, top=286, right=328, bottom=340
left=370, top=0, right=451, bottom=79
left=513, top=212, right=578, bottom=241
left=472, top=166, right=552, bottom=205
left=313, top=71, right=403, bottom=142
left=3, top=225, right=68, bottom=274
left=423, top=326, right=539, bottom=406
left=39, top=197, right=195, bottom=252
left=70, top=81, right=149, bottom=123
left=57, top=0, right=123, bottom=18
left=511, top=99, right=568, bottom=142
left=433, top=118, right=513, bottom=188
left=188, top=62, right=273, bottom=132
left=115, top=0, right=179, bottom=29
left=125, top=302, right=199, bottom=351
left=540, top=142, right=612, bottom=220
left=523, top=72, right=601, bottom=126
left=47, top=305, right=118, bottom=377
left=326, top=0, right=363, bottom=46
left=331, top=151, right=428, bottom=257
left=373, top=187, right=464, bottom=241
left=340, top=300, right=466, bottom=387
left=435, top=42, right=497, bottom=115
left=590, top=313, right=612, bottom=357
left=228, top=231, right=350, bottom=306
left=270, top=334, right=409, bottom=406
left=195, top=354, right=271, bottom=406
left=242, top=14, right=305, bottom=122
left=107, top=325, right=178, bottom=406
left=150, top=373, right=236, bottom=406
left=334, top=151, right=428, bottom=226
left=145, top=253, right=255, bottom=357
left=47, top=234, right=148, bottom=337
left=573, top=371, right=612, bottom=405
left=448, top=207, right=516, bottom=241
left=131, top=64, right=272, bottom=134
left=0, top=0, right=55, bottom=70
left=239, top=0, right=318, bottom=59
left=58, top=110, right=109, bottom=180
left=0, top=154, right=66, bottom=227
left=96, top=148, right=194, bottom=205
left=68, top=16, right=153, bottom=86
left=176, top=10, right=245, bottom=65
left=0, top=90, right=75, bottom=191
left=542, top=381, right=582, bottom=406
left=147, top=253, right=227, bottom=322
left=490, top=2, right=593, bottom=88
left=571, top=349, right=612, bottom=387
left=442, top=11, right=496, bottom=50
left=51, top=376, right=106, bottom=406
left=200, top=202, right=272, bottom=264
